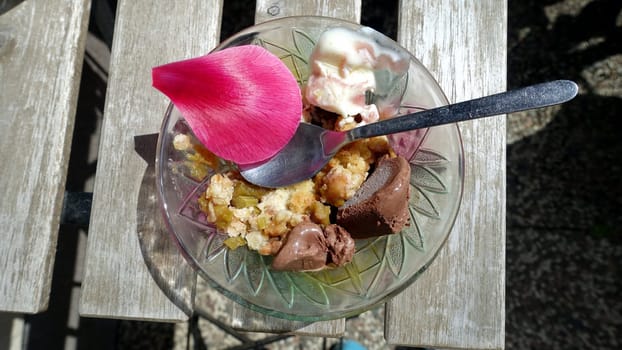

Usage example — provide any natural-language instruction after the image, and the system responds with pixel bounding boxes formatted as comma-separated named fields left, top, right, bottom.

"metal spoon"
left=240, top=80, right=578, bottom=188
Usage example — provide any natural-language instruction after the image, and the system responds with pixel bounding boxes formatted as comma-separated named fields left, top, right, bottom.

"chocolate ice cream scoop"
left=337, top=156, right=411, bottom=238
left=271, top=221, right=328, bottom=271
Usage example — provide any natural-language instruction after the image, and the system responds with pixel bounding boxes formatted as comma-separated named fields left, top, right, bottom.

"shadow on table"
left=134, top=133, right=196, bottom=317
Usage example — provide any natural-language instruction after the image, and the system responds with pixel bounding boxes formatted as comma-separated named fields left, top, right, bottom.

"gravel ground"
left=18, top=0, right=621, bottom=349
left=505, top=0, right=622, bottom=348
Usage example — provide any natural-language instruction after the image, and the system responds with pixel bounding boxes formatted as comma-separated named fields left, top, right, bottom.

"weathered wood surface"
left=385, top=1, right=507, bottom=349
left=227, top=0, right=362, bottom=337
left=79, top=0, right=224, bottom=321
left=0, top=0, right=90, bottom=313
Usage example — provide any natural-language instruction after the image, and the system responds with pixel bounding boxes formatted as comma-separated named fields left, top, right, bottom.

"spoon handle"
left=348, top=80, right=578, bottom=140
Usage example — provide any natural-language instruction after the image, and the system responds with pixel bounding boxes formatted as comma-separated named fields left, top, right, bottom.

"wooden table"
left=0, top=0, right=90, bottom=313
left=1, top=0, right=506, bottom=348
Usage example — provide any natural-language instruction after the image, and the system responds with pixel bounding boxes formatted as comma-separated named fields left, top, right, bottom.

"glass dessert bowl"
left=156, top=16, right=464, bottom=321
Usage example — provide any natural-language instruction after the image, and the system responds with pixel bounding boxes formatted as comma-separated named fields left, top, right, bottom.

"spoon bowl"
left=241, top=80, right=579, bottom=188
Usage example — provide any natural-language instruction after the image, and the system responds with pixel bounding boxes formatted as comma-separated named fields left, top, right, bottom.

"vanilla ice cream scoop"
left=304, top=27, right=410, bottom=124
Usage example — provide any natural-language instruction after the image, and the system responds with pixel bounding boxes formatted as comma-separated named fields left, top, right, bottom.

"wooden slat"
left=79, top=0, right=224, bottom=321
left=227, top=0, right=362, bottom=336
left=0, top=0, right=90, bottom=313
left=385, top=1, right=506, bottom=349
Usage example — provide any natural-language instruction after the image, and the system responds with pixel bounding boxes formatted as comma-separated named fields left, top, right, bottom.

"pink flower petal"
left=152, top=45, right=302, bottom=165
